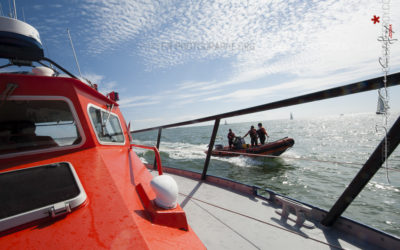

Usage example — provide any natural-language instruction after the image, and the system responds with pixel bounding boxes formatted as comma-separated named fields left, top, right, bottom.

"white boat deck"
left=149, top=167, right=398, bottom=250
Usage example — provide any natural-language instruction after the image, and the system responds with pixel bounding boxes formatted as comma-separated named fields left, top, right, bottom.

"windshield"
left=88, top=105, right=124, bottom=144
left=0, top=99, right=82, bottom=155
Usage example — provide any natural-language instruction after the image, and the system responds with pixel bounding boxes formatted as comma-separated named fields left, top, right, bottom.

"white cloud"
left=83, top=0, right=396, bottom=91
left=82, top=72, right=117, bottom=95
left=82, top=72, right=104, bottom=84
left=78, top=0, right=161, bottom=55
left=118, top=94, right=162, bottom=108
left=32, top=5, right=43, bottom=10
left=35, top=0, right=399, bottom=78
left=176, top=80, right=216, bottom=91
left=204, top=66, right=385, bottom=103
left=118, top=96, right=152, bottom=105
left=122, top=100, right=160, bottom=108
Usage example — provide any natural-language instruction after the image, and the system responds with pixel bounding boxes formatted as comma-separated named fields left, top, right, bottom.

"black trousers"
left=250, top=137, right=258, bottom=146
left=259, top=135, right=266, bottom=145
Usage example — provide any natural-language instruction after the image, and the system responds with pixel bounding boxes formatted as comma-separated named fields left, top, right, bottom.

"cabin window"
left=0, top=162, right=87, bottom=232
left=88, top=105, right=125, bottom=144
left=0, top=99, right=82, bottom=156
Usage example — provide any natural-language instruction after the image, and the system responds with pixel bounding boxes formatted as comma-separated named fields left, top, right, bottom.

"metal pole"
left=153, top=128, right=162, bottom=170
left=12, top=0, right=17, bottom=19
left=202, top=118, right=220, bottom=180
left=322, top=114, right=400, bottom=226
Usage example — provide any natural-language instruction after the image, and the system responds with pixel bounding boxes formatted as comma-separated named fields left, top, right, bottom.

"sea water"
left=132, top=112, right=400, bottom=237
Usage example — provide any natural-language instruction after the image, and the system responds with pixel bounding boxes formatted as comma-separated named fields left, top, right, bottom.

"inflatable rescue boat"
left=210, top=137, right=294, bottom=157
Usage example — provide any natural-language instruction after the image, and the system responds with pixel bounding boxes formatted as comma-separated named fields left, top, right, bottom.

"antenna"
left=67, top=28, right=82, bottom=79
left=12, top=0, right=16, bottom=19
left=8, top=0, right=12, bottom=18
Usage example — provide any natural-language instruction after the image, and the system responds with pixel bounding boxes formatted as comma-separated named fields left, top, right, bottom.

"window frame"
left=0, top=162, right=87, bottom=232
left=0, top=96, right=86, bottom=159
left=87, top=103, right=126, bottom=145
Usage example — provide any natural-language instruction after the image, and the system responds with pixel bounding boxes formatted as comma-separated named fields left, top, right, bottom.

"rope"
left=179, top=192, right=346, bottom=250
left=212, top=150, right=400, bottom=173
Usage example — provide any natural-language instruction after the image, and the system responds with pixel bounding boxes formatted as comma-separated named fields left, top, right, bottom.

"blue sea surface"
left=132, top=112, right=400, bottom=237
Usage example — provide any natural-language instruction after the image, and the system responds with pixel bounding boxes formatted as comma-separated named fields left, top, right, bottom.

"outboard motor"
left=233, top=137, right=245, bottom=149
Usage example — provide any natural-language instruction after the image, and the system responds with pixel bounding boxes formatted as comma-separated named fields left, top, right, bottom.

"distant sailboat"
left=290, top=112, right=293, bottom=120
left=224, top=120, right=228, bottom=125
left=376, top=89, right=388, bottom=115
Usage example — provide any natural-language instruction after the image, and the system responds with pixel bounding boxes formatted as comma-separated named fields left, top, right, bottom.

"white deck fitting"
left=149, top=169, right=389, bottom=250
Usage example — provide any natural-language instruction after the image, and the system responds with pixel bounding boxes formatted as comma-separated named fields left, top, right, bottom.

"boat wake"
left=133, top=139, right=207, bottom=161
left=160, top=141, right=208, bottom=160
left=213, top=155, right=265, bottom=168
left=133, top=139, right=273, bottom=168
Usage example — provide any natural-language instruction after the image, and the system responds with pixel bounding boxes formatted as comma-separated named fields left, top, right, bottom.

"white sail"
left=376, top=90, right=388, bottom=115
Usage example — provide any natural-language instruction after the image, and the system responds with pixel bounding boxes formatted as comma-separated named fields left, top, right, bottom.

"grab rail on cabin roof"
left=130, top=144, right=163, bottom=176
left=131, top=71, right=400, bottom=226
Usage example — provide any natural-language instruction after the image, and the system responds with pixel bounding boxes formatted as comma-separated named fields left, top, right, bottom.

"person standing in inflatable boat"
left=227, top=129, right=236, bottom=149
left=257, top=123, right=269, bottom=145
left=243, top=125, right=258, bottom=147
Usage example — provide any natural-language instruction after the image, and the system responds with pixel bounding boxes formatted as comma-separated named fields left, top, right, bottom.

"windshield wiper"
left=100, top=104, right=114, bottom=136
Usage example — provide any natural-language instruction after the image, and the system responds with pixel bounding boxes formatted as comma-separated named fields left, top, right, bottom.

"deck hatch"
left=0, top=162, right=86, bottom=232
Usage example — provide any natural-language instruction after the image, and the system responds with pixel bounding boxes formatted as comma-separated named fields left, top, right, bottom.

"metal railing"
left=131, top=72, right=400, bottom=226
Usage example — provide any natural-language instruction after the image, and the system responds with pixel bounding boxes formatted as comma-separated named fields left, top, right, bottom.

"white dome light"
left=150, top=175, right=178, bottom=209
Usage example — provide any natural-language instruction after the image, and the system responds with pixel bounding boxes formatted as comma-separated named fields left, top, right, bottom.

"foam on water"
left=213, top=155, right=265, bottom=168
left=160, top=141, right=208, bottom=160
left=139, top=157, right=149, bottom=164
left=368, top=181, right=400, bottom=192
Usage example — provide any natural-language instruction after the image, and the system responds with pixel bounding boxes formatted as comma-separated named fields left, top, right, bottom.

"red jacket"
left=248, top=128, right=257, bottom=139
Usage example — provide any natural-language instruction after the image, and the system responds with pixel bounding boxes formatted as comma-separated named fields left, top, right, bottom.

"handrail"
left=131, top=72, right=400, bottom=133
left=42, top=57, right=78, bottom=79
left=130, top=144, right=163, bottom=175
